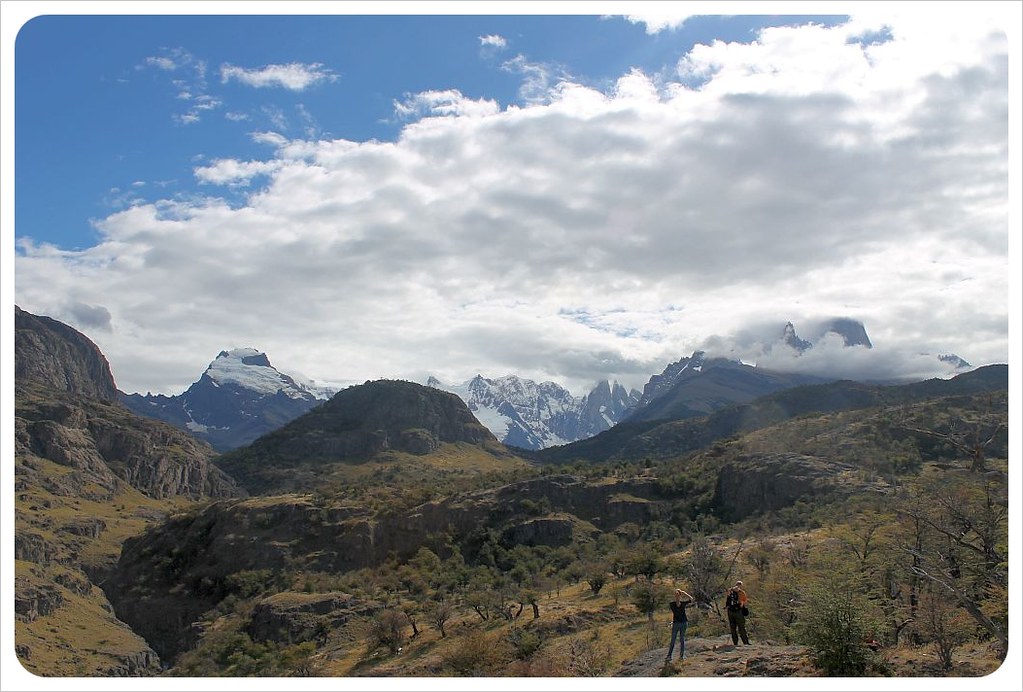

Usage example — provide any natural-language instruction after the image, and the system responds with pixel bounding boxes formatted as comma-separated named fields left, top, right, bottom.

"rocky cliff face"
left=13, top=307, right=244, bottom=676
left=16, top=381, right=242, bottom=501
left=712, top=453, right=873, bottom=522
left=15, top=306, right=120, bottom=402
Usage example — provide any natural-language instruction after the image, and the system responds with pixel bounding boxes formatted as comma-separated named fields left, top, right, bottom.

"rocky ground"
left=617, top=636, right=818, bottom=677
left=616, top=636, right=1007, bottom=679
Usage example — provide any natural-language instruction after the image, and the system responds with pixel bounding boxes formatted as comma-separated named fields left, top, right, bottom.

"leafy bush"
left=793, top=585, right=881, bottom=676
left=509, top=626, right=542, bottom=660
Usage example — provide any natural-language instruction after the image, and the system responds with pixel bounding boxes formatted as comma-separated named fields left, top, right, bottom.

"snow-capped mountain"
left=121, top=348, right=338, bottom=452
left=426, top=374, right=639, bottom=450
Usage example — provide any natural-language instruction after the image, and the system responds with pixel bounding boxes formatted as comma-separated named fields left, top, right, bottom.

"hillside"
left=13, top=308, right=244, bottom=675
left=214, top=378, right=519, bottom=495
left=101, top=381, right=1007, bottom=678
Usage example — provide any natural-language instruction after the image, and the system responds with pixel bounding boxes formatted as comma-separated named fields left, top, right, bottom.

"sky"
left=4, top=1, right=1020, bottom=401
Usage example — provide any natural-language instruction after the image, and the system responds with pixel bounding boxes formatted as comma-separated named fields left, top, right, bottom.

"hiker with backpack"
left=724, top=580, right=750, bottom=646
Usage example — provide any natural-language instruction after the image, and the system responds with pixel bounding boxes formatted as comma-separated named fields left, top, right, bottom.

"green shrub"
left=793, top=585, right=882, bottom=676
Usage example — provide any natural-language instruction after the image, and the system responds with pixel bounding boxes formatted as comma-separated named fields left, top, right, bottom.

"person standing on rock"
left=666, top=588, right=694, bottom=662
left=724, top=580, right=750, bottom=646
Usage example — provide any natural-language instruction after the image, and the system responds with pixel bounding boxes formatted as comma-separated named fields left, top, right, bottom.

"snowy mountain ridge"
left=122, top=348, right=336, bottom=451
left=204, top=348, right=339, bottom=400
left=426, top=374, right=640, bottom=451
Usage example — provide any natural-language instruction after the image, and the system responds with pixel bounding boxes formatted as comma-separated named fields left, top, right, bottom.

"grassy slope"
left=15, top=457, right=196, bottom=675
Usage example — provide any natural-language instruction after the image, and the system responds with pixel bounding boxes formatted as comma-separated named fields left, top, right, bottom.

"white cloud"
left=220, top=62, right=336, bottom=90
left=193, top=158, right=281, bottom=185
left=621, top=11, right=695, bottom=34
left=394, top=89, right=500, bottom=120
left=145, top=55, right=178, bottom=71
left=16, top=12, right=1012, bottom=397
left=501, top=55, right=571, bottom=104
left=479, top=34, right=507, bottom=49
left=251, top=131, right=288, bottom=147
left=141, top=47, right=218, bottom=123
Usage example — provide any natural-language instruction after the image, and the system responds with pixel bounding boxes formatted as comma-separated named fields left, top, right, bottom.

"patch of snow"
left=467, top=402, right=513, bottom=439
left=204, top=348, right=325, bottom=400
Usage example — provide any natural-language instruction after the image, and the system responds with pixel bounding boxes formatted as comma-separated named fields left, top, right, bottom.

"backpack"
left=726, top=590, right=740, bottom=611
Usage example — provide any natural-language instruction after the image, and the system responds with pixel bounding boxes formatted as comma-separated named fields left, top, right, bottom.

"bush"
left=794, top=585, right=881, bottom=676
left=445, top=629, right=510, bottom=675
left=509, top=626, right=542, bottom=660
left=630, top=581, right=658, bottom=622
left=372, top=609, right=408, bottom=655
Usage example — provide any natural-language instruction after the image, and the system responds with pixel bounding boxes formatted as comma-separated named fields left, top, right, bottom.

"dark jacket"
left=669, top=599, right=692, bottom=623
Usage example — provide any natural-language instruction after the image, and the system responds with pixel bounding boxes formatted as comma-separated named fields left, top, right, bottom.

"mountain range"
left=426, top=374, right=640, bottom=450
left=117, top=316, right=970, bottom=454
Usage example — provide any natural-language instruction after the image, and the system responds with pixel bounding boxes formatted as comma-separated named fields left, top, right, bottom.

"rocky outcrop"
left=15, top=306, right=120, bottom=402
left=712, top=453, right=863, bottom=521
left=500, top=516, right=588, bottom=547
left=103, top=649, right=162, bottom=677
left=17, top=381, right=242, bottom=501
left=246, top=592, right=376, bottom=645
left=14, top=580, right=65, bottom=622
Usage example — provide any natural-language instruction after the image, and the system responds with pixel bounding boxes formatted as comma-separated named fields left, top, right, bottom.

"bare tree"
left=682, top=534, right=743, bottom=616
left=428, top=599, right=454, bottom=638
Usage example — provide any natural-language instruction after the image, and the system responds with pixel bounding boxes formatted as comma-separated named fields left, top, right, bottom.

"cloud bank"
left=15, top=13, right=1011, bottom=396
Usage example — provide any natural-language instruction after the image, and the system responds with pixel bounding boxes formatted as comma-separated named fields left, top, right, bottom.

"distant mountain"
left=426, top=374, right=640, bottom=450
left=938, top=353, right=972, bottom=370
left=625, top=351, right=830, bottom=424
left=538, top=363, right=1008, bottom=465
left=122, top=348, right=338, bottom=452
left=214, top=379, right=510, bottom=494
left=625, top=319, right=882, bottom=424
left=783, top=318, right=873, bottom=352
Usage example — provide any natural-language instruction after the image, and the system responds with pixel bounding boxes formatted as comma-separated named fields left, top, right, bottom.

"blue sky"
left=4, top=3, right=1018, bottom=404
left=14, top=12, right=848, bottom=250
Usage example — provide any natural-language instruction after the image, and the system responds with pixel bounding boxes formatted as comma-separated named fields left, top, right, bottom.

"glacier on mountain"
left=426, top=374, right=639, bottom=451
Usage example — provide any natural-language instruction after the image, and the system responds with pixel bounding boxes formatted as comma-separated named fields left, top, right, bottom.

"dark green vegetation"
left=13, top=306, right=1009, bottom=678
